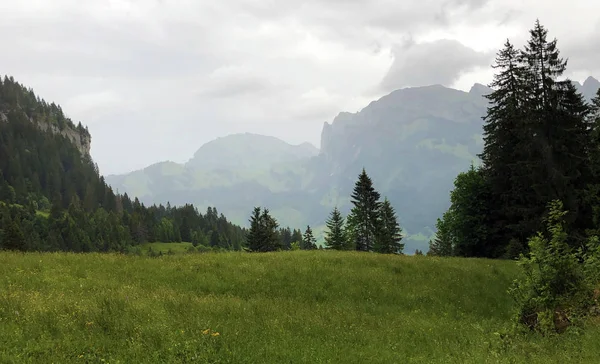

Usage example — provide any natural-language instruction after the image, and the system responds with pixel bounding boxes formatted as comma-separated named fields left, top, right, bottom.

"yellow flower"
left=211, top=332, right=220, bottom=337
left=202, top=329, right=210, bottom=335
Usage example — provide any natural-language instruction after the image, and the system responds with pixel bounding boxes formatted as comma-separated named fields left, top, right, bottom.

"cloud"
left=380, top=39, right=493, bottom=92
left=1, top=0, right=599, bottom=175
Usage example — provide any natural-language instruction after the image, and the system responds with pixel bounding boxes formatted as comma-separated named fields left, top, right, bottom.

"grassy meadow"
left=1, top=251, right=599, bottom=363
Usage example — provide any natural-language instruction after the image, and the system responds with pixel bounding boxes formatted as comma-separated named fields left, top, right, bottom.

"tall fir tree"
left=520, top=20, right=592, bottom=247
left=324, top=206, right=346, bottom=250
left=479, top=39, right=534, bottom=253
left=346, top=168, right=381, bottom=252
left=375, top=198, right=404, bottom=254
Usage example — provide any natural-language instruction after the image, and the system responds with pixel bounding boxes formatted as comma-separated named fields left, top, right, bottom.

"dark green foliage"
left=346, top=168, right=382, bottom=252
left=375, top=198, right=404, bottom=254
left=324, top=207, right=346, bottom=250
left=301, top=225, right=317, bottom=250
left=414, top=249, right=424, bottom=256
left=427, top=216, right=454, bottom=256
left=446, top=164, right=493, bottom=257
left=246, top=207, right=282, bottom=252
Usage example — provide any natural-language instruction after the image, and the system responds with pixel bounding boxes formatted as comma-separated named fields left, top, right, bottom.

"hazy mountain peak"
left=186, top=133, right=318, bottom=171
left=583, top=76, right=599, bottom=87
left=469, top=83, right=494, bottom=98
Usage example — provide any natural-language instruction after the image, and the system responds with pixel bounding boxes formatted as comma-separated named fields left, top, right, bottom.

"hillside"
left=1, top=250, right=599, bottom=363
left=0, top=75, right=248, bottom=253
left=107, top=78, right=600, bottom=253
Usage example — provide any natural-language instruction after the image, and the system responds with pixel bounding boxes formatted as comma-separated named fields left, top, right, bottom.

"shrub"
left=509, top=200, right=592, bottom=334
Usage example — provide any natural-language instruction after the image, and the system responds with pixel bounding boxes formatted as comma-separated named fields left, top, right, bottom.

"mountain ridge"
left=106, top=78, right=599, bottom=252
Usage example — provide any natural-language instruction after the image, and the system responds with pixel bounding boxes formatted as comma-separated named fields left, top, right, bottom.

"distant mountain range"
left=106, top=77, right=600, bottom=253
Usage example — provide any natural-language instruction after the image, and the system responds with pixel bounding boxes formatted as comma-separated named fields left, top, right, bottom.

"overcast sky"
left=1, top=0, right=599, bottom=175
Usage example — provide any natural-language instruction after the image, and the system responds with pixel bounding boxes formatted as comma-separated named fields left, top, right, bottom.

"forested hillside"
left=0, top=76, right=261, bottom=252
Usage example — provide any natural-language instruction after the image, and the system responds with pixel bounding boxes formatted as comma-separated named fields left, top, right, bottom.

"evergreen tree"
left=427, top=216, right=454, bottom=257
left=375, top=198, right=404, bottom=254
left=346, top=168, right=381, bottom=252
left=479, top=39, right=533, bottom=252
left=246, top=207, right=281, bottom=252
left=301, top=225, right=317, bottom=250
left=324, top=207, right=346, bottom=250
left=520, top=20, right=592, bottom=248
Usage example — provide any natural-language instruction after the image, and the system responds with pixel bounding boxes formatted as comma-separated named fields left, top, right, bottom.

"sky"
left=1, top=0, right=599, bottom=175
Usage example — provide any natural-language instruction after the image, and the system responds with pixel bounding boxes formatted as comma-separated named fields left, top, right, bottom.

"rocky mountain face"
left=107, top=77, right=599, bottom=253
left=0, top=111, right=91, bottom=157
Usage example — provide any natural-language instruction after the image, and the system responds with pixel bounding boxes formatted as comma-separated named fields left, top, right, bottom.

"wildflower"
left=211, top=332, right=220, bottom=337
left=202, top=329, right=210, bottom=335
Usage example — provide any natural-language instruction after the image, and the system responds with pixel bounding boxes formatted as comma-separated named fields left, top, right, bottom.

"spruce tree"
left=479, top=39, right=533, bottom=251
left=375, top=198, right=404, bottom=254
left=346, top=168, right=381, bottom=252
left=324, top=207, right=346, bottom=250
left=246, top=207, right=264, bottom=252
left=520, top=20, right=592, bottom=247
left=302, top=225, right=317, bottom=250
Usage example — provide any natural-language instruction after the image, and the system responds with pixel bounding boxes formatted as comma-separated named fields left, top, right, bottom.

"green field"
left=0, top=251, right=599, bottom=363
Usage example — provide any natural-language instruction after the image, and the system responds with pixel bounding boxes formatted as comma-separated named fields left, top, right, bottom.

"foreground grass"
left=0, top=251, right=599, bottom=363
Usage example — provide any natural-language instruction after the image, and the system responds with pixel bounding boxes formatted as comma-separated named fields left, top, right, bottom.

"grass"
left=0, top=251, right=599, bottom=363
left=140, top=242, right=194, bottom=254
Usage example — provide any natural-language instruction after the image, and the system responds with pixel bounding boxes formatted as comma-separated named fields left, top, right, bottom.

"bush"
left=509, top=200, right=593, bottom=334
left=196, top=245, right=212, bottom=254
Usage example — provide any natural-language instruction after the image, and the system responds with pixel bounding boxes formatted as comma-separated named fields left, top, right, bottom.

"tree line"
left=246, top=168, right=405, bottom=254
left=0, top=76, right=306, bottom=253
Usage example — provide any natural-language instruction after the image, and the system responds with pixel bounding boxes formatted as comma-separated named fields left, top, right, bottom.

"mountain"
left=107, top=77, right=599, bottom=253
left=573, top=76, right=600, bottom=102
left=187, top=133, right=318, bottom=171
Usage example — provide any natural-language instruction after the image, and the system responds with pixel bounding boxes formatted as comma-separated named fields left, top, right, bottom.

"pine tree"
left=324, top=207, right=346, bottom=250
left=346, top=168, right=382, bottom=252
left=302, top=225, right=317, bottom=250
left=375, top=198, right=404, bottom=254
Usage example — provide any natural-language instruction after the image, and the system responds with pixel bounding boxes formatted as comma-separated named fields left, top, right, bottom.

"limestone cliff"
left=0, top=110, right=91, bottom=157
